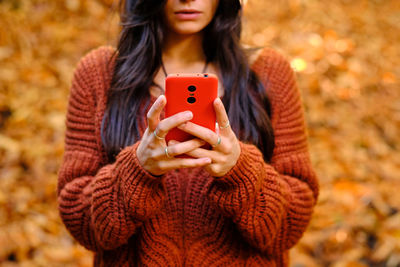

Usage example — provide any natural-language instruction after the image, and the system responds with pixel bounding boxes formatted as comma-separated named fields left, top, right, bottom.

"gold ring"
left=219, top=121, right=230, bottom=129
left=165, top=146, right=173, bottom=158
left=153, top=129, right=164, bottom=140
left=211, top=135, right=221, bottom=148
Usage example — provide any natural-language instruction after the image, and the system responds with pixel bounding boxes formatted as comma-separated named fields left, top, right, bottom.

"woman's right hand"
left=136, top=95, right=212, bottom=176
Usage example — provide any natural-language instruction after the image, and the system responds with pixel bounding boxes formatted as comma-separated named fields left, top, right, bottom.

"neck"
left=163, top=32, right=205, bottom=65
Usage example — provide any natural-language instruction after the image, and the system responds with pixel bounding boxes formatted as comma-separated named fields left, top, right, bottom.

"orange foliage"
left=0, top=0, right=399, bottom=266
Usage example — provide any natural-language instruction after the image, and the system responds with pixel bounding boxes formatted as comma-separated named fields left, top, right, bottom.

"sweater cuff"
left=116, top=142, right=165, bottom=220
left=118, top=141, right=165, bottom=180
left=213, top=142, right=265, bottom=188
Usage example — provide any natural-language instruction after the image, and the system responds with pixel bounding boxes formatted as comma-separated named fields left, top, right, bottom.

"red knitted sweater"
left=57, top=46, right=319, bottom=266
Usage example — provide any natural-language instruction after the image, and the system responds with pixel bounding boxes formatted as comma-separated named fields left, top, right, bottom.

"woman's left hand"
left=171, top=98, right=241, bottom=177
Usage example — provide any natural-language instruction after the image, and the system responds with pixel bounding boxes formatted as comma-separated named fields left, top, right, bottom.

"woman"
left=57, top=0, right=319, bottom=266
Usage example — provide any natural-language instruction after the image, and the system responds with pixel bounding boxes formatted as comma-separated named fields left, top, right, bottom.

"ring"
left=153, top=129, right=164, bottom=140
left=165, top=146, right=173, bottom=158
left=219, top=121, right=230, bottom=129
left=211, top=135, right=221, bottom=148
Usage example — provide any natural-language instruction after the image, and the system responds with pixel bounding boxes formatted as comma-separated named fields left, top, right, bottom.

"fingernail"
left=169, top=140, right=178, bottom=145
left=184, top=111, right=193, bottom=119
left=204, top=158, right=211, bottom=164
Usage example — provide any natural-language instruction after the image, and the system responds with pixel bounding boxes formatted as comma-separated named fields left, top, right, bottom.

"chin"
left=175, top=29, right=203, bottom=35
left=171, top=23, right=205, bottom=35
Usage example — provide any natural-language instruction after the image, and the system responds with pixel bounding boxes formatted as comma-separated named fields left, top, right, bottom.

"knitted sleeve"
left=57, top=48, right=165, bottom=251
left=207, top=49, right=319, bottom=256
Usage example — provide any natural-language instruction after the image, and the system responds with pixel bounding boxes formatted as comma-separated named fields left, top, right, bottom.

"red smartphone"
left=165, top=73, right=218, bottom=151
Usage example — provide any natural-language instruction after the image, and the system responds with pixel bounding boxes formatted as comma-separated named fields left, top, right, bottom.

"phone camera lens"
left=188, top=85, right=196, bottom=92
left=204, top=74, right=208, bottom=78
left=187, top=97, right=196, bottom=104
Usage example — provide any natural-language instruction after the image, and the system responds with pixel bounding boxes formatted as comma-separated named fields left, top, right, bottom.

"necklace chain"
left=160, top=60, right=209, bottom=78
left=153, top=61, right=209, bottom=93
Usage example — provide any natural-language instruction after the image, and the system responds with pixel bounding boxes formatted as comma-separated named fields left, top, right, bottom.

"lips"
left=174, top=10, right=202, bottom=20
left=175, top=9, right=202, bottom=14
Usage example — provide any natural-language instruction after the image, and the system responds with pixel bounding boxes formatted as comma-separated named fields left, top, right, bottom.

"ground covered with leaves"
left=0, top=0, right=399, bottom=266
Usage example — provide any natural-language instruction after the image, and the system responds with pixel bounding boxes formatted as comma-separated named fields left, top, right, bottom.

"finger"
left=168, top=140, right=179, bottom=146
left=149, top=138, right=204, bottom=159
left=214, top=98, right=230, bottom=132
left=183, top=147, right=219, bottom=162
left=166, top=139, right=206, bottom=157
left=159, top=157, right=211, bottom=171
left=147, top=95, right=166, bottom=131
left=177, top=122, right=220, bottom=147
left=156, top=111, right=193, bottom=138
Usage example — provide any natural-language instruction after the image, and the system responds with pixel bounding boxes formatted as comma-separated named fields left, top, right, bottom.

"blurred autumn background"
left=0, top=0, right=399, bottom=266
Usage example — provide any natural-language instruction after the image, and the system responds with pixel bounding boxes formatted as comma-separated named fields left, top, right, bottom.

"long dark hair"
left=102, top=0, right=275, bottom=163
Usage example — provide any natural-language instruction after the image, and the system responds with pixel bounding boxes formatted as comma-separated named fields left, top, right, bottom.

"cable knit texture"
left=57, top=45, right=319, bottom=266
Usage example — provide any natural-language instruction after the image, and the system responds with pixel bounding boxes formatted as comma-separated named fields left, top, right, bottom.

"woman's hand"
left=136, top=95, right=212, bottom=176
left=172, top=98, right=241, bottom=177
